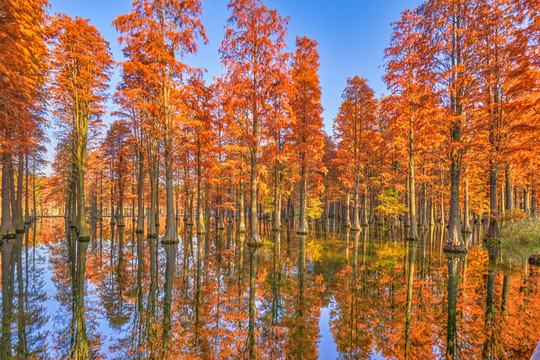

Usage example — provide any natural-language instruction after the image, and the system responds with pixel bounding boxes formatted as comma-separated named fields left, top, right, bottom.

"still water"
left=0, top=218, right=539, bottom=359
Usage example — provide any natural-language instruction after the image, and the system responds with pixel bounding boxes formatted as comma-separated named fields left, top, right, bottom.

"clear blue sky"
left=45, top=0, right=424, bottom=166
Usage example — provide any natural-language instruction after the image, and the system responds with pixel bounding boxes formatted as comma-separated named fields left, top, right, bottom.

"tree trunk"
left=273, top=160, right=281, bottom=231
left=12, top=153, right=24, bottom=232
left=249, top=147, right=259, bottom=244
left=32, top=160, right=36, bottom=221
left=531, top=187, right=537, bottom=218
left=24, top=153, right=29, bottom=223
left=362, top=187, right=369, bottom=226
left=148, top=157, right=157, bottom=237
left=239, top=182, right=246, bottom=233
left=163, top=131, right=177, bottom=242
left=0, top=153, right=14, bottom=237
left=462, top=175, right=472, bottom=233
left=486, top=164, right=499, bottom=239
left=196, top=149, right=205, bottom=234
left=505, top=165, right=512, bottom=211
left=352, top=174, right=360, bottom=230
left=445, top=159, right=463, bottom=251
left=77, top=146, right=90, bottom=240
left=298, top=165, right=308, bottom=234
left=343, top=193, right=351, bottom=228
left=136, top=150, right=144, bottom=233
left=525, top=185, right=531, bottom=216
left=421, top=183, right=428, bottom=229
left=408, top=155, right=419, bottom=240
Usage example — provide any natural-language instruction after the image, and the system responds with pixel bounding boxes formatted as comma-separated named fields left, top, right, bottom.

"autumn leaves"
left=2, top=0, right=539, bottom=244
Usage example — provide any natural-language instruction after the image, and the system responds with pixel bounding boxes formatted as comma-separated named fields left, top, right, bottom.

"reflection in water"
left=71, top=237, right=89, bottom=359
left=161, top=242, right=176, bottom=358
left=445, top=253, right=462, bottom=360
left=0, top=219, right=539, bottom=359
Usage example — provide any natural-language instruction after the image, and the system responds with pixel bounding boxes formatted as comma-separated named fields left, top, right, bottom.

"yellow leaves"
left=306, top=196, right=324, bottom=220
left=376, top=189, right=408, bottom=217
left=306, top=238, right=322, bottom=262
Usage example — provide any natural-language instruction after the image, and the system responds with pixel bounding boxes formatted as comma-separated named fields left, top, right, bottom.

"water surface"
left=1, top=218, right=538, bottom=359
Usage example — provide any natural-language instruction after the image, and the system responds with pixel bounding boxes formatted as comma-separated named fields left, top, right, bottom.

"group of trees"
left=2, top=0, right=540, bottom=252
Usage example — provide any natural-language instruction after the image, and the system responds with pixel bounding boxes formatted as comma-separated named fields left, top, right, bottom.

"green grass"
left=498, top=218, right=540, bottom=265
left=500, top=218, right=540, bottom=245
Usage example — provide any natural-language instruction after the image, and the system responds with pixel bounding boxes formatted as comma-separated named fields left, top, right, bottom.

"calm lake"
left=0, top=218, right=538, bottom=359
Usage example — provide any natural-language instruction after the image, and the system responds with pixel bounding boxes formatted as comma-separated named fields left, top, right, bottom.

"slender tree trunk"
left=408, top=154, right=419, bottom=240
left=217, top=184, right=225, bottom=230
left=532, top=187, right=537, bottom=218
left=77, top=143, right=90, bottom=240
left=249, top=147, right=259, bottom=244
left=24, top=153, right=29, bottom=223
left=525, top=185, right=531, bottom=216
left=148, top=156, right=157, bottom=237
left=196, top=149, right=205, bottom=234
left=0, top=153, right=14, bottom=237
left=12, top=153, right=24, bottom=232
left=239, top=181, right=246, bottom=233
left=32, top=160, right=36, bottom=221
left=273, top=160, right=281, bottom=231
left=362, top=187, right=369, bottom=226
left=298, top=165, right=308, bottom=234
left=163, top=131, right=177, bottom=242
left=445, top=158, right=463, bottom=251
left=404, top=183, right=410, bottom=228
left=136, top=150, right=144, bottom=233
left=352, top=174, right=360, bottom=230
left=505, top=165, right=512, bottom=211
left=486, top=164, right=499, bottom=239
left=421, top=183, right=428, bottom=229
left=463, top=175, right=472, bottom=233
left=343, top=193, right=351, bottom=228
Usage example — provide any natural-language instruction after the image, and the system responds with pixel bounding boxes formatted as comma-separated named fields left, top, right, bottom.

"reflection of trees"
left=285, top=233, right=321, bottom=360
left=247, top=243, right=259, bottom=359
left=16, top=218, right=540, bottom=359
left=1, top=228, right=48, bottom=359
left=161, top=242, right=176, bottom=358
left=445, top=253, right=463, bottom=359
left=100, top=226, right=131, bottom=330
left=70, top=239, right=90, bottom=359
left=1, top=235, right=16, bottom=358
left=50, top=227, right=104, bottom=359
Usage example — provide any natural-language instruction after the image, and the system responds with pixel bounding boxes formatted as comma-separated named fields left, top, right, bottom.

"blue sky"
left=45, top=0, right=424, bottom=162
